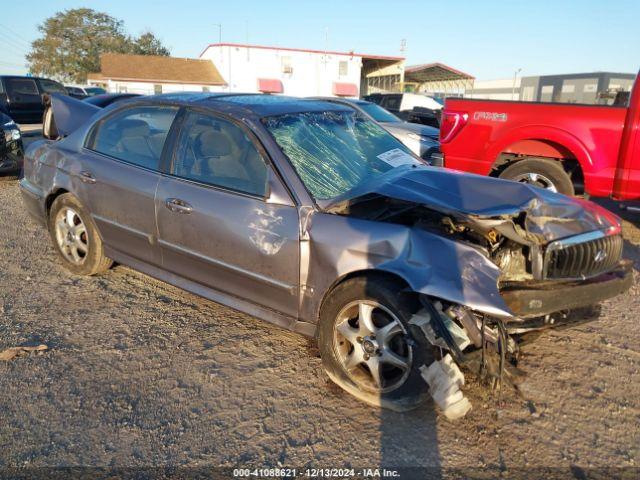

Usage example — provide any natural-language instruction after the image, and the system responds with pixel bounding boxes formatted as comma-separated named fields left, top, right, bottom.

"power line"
left=0, top=32, right=30, bottom=53
left=0, top=61, right=26, bottom=70
left=0, top=23, right=33, bottom=45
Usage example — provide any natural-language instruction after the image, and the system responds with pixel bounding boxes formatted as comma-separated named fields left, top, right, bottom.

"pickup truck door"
left=3, top=77, right=42, bottom=123
left=613, top=71, right=640, bottom=201
left=155, top=109, right=300, bottom=318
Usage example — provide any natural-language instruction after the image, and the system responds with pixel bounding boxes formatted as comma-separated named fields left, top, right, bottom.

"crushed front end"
left=323, top=166, right=633, bottom=418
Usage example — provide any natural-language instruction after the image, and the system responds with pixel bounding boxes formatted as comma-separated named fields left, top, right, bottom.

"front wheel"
left=48, top=193, right=112, bottom=275
left=318, top=276, right=433, bottom=411
left=499, top=158, right=574, bottom=196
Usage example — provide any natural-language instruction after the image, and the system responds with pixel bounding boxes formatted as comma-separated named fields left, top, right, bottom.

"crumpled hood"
left=381, top=121, right=440, bottom=140
left=326, top=165, right=621, bottom=243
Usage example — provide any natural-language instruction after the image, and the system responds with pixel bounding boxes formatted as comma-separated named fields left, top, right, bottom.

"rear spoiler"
left=43, top=93, right=101, bottom=140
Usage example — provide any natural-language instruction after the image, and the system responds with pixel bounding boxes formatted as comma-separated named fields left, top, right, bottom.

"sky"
left=0, top=0, right=638, bottom=81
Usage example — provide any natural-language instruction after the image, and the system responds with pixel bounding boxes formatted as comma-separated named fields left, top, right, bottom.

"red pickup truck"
left=440, top=72, right=639, bottom=200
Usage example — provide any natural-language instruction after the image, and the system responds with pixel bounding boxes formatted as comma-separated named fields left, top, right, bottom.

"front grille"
left=545, top=233, right=623, bottom=280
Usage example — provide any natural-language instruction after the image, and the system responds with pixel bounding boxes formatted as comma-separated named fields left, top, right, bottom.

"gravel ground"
left=1, top=135, right=639, bottom=478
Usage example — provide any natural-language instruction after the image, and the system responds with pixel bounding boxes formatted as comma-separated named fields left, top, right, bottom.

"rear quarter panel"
left=441, top=99, right=627, bottom=196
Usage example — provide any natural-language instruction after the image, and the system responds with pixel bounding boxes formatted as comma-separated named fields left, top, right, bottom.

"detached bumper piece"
left=420, top=354, right=472, bottom=420
left=501, top=260, right=633, bottom=318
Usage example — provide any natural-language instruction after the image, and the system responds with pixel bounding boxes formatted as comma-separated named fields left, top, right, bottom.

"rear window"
left=85, top=87, right=106, bottom=95
left=90, top=105, right=179, bottom=170
left=39, top=79, right=67, bottom=94
left=381, top=95, right=402, bottom=111
left=6, top=78, right=39, bottom=96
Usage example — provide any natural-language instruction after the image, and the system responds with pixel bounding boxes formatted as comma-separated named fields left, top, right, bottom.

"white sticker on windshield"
left=377, top=148, right=416, bottom=167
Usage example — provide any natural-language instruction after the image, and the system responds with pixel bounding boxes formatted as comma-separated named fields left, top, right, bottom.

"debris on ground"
left=420, top=354, right=472, bottom=420
left=0, top=344, right=48, bottom=361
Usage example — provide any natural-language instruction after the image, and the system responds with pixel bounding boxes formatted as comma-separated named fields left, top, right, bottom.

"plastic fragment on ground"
left=420, top=353, right=472, bottom=420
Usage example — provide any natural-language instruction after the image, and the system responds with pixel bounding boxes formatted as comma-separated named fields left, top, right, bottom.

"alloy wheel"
left=333, top=300, right=412, bottom=393
left=54, top=207, right=89, bottom=265
left=512, top=172, right=558, bottom=192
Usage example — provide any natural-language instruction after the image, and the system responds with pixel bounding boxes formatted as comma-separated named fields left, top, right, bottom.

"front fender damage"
left=310, top=171, right=630, bottom=419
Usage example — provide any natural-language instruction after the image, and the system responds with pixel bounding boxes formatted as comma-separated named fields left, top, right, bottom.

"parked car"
left=65, top=85, right=107, bottom=99
left=21, top=93, right=632, bottom=418
left=311, top=97, right=440, bottom=162
left=83, top=93, right=140, bottom=107
left=0, top=111, right=23, bottom=176
left=440, top=71, right=640, bottom=200
left=365, top=93, right=442, bottom=128
left=0, top=75, right=67, bottom=124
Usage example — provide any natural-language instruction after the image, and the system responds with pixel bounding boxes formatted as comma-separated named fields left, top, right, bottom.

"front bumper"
left=0, top=132, right=23, bottom=174
left=0, top=155, right=21, bottom=174
left=500, top=260, right=633, bottom=318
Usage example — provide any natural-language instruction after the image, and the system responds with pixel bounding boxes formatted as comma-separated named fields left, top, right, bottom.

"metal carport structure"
left=404, top=63, right=474, bottom=96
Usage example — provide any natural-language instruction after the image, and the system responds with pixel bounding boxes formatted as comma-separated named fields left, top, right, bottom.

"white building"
left=465, top=77, right=521, bottom=101
left=199, top=43, right=405, bottom=97
left=87, top=53, right=226, bottom=95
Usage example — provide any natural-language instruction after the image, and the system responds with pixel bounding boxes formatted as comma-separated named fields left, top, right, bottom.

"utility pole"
left=512, top=68, right=522, bottom=100
left=214, top=24, right=222, bottom=44
left=400, top=39, right=407, bottom=92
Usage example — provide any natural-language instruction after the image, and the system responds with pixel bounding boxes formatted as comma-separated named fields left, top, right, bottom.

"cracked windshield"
left=264, top=110, right=420, bottom=200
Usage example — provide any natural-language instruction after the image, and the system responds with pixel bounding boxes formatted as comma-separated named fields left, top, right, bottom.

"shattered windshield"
left=263, top=111, right=420, bottom=201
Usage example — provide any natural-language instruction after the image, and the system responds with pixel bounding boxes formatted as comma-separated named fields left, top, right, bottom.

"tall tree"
left=130, top=31, right=171, bottom=56
left=27, top=8, right=170, bottom=83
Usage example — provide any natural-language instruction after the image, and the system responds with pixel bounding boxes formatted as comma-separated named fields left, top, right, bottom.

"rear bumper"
left=19, top=178, right=47, bottom=225
left=501, top=260, right=633, bottom=318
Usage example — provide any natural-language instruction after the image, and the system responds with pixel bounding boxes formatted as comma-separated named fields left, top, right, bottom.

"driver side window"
left=172, top=111, right=269, bottom=197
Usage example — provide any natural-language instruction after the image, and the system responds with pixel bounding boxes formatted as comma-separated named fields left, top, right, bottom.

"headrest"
left=196, top=130, right=232, bottom=157
left=118, top=119, right=150, bottom=138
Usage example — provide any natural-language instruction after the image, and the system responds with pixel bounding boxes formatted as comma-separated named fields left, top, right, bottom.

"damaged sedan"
left=20, top=93, right=632, bottom=419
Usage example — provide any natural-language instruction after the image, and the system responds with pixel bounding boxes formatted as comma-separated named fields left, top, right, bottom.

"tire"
left=499, top=158, right=574, bottom=196
left=48, top=193, right=112, bottom=275
left=318, top=276, right=434, bottom=411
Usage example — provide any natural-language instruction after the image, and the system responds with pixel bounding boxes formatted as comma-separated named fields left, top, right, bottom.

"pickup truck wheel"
left=48, top=193, right=113, bottom=276
left=318, top=276, right=433, bottom=411
left=499, top=158, right=575, bottom=196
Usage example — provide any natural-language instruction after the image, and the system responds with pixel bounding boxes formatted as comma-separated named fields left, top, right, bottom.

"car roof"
left=135, top=92, right=353, bottom=117
left=311, top=96, right=370, bottom=106
left=0, top=75, right=60, bottom=81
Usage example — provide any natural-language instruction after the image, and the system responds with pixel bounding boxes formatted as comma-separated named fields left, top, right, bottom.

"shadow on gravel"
left=379, top=409, right=441, bottom=479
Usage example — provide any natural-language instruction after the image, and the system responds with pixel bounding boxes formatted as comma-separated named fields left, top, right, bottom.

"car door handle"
left=165, top=198, right=193, bottom=214
left=79, top=171, right=96, bottom=184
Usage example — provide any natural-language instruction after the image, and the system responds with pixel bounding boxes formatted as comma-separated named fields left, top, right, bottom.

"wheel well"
left=491, top=152, right=585, bottom=195
left=45, top=188, right=69, bottom=217
left=319, top=269, right=414, bottom=316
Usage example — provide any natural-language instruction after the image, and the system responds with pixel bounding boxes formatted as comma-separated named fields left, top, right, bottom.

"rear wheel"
left=48, top=193, right=112, bottom=275
left=318, top=276, right=433, bottom=411
left=499, top=158, right=574, bottom=196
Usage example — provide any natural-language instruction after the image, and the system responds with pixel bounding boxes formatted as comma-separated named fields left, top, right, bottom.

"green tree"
left=27, top=8, right=170, bottom=83
left=130, top=31, right=171, bottom=56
